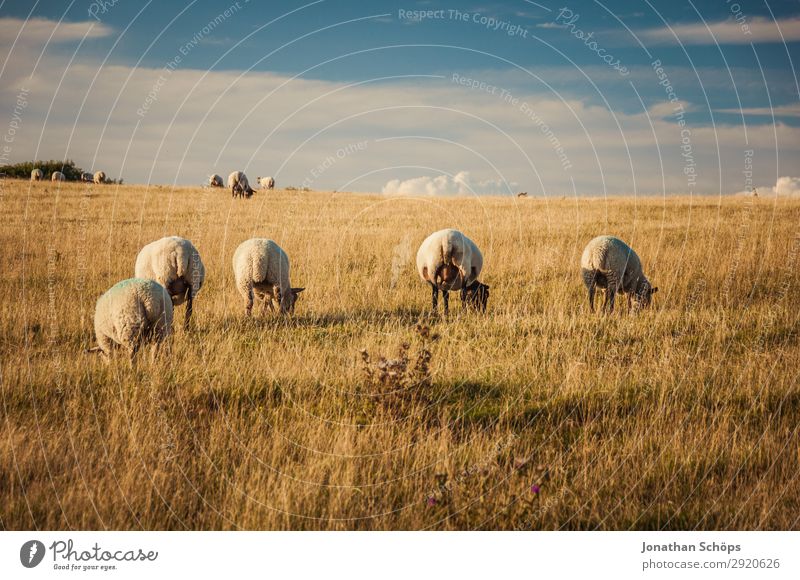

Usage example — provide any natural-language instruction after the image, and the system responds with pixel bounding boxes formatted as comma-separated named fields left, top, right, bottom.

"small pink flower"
left=531, top=484, right=541, bottom=494
left=426, top=496, right=437, bottom=507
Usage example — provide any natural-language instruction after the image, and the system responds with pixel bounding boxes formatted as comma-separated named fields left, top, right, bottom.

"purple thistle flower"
left=426, top=496, right=437, bottom=507
left=531, top=484, right=541, bottom=495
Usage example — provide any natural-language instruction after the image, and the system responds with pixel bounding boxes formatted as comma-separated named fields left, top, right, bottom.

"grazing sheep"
left=51, top=171, right=65, bottom=182
left=134, top=236, right=205, bottom=329
left=81, top=172, right=94, bottom=182
left=416, top=229, right=489, bottom=315
left=31, top=168, right=43, bottom=181
left=89, top=278, right=173, bottom=359
left=209, top=174, right=224, bottom=187
left=93, top=170, right=106, bottom=184
left=228, top=171, right=254, bottom=198
left=580, top=235, right=657, bottom=312
left=257, top=176, right=275, bottom=190
left=233, top=238, right=304, bottom=316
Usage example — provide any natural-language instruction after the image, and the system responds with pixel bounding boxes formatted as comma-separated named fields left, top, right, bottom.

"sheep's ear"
left=292, top=287, right=305, bottom=294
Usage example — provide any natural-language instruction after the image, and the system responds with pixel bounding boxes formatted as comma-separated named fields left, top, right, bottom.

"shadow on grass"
left=216, top=306, right=434, bottom=331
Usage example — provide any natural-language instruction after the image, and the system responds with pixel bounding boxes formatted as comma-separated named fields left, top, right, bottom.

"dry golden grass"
left=1, top=179, right=799, bottom=530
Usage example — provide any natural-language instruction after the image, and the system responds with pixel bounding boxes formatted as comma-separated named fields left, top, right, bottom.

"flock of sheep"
left=209, top=171, right=275, bottom=198
left=89, top=229, right=657, bottom=359
left=31, top=168, right=106, bottom=183
left=30, top=167, right=272, bottom=193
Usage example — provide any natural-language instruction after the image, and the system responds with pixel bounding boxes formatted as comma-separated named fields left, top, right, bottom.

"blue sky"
left=1, top=0, right=799, bottom=195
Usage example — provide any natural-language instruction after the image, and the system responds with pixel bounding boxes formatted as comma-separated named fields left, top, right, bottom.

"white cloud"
left=382, top=171, right=514, bottom=196
left=735, top=176, right=800, bottom=196
left=648, top=100, right=692, bottom=118
left=639, top=16, right=800, bottom=45
left=0, top=17, right=113, bottom=46
left=716, top=105, right=800, bottom=117
left=773, top=176, right=800, bottom=196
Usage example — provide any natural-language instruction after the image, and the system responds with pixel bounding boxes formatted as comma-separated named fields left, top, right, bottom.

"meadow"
left=1, top=180, right=799, bottom=530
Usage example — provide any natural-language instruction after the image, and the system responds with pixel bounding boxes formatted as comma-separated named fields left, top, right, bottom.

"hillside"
left=1, top=181, right=799, bottom=530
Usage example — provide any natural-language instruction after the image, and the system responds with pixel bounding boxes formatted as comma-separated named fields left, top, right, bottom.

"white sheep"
left=51, top=171, right=65, bottom=182
left=93, top=170, right=106, bottom=184
left=89, top=278, right=173, bottom=359
left=580, top=235, right=658, bottom=312
left=134, top=236, right=205, bottom=329
left=228, top=171, right=254, bottom=198
left=416, top=228, right=489, bottom=314
left=257, top=176, right=275, bottom=190
left=232, top=238, right=304, bottom=316
left=209, top=174, right=224, bottom=187
left=31, top=168, right=43, bottom=181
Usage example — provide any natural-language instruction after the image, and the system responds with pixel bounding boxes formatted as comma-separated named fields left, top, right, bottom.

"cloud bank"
left=773, top=176, right=800, bottom=197
left=639, top=16, right=800, bottom=45
left=382, top=171, right=514, bottom=196
left=737, top=176, right=800, bottom=197
left=1, top=17, right=798, bottom=196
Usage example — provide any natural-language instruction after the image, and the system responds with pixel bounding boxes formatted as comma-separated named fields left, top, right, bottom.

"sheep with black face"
left=233, top=238, right=304, bottom=316
left=581, top=235, right=657, bottom=312
left=134, top=236, right=205, bottom=329
left=416, top=229, right=489, bottom=315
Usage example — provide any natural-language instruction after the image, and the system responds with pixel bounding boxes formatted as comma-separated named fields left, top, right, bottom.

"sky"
left=0, top=0, right=798, bottom=196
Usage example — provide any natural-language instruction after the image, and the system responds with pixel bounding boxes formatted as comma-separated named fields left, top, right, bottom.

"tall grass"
left=1, top=180, right=799, bottom=530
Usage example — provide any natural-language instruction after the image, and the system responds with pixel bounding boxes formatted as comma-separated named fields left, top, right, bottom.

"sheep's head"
left=279, top=287, right=305, bottom=314
left=633, top=279, right=658, bottom=309
left=464, top=280, right=489, bottom=312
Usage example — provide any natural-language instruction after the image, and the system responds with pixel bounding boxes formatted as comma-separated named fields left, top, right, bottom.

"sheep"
left=209, top=174, right=224, bottom=187
left=580, top=235, right=658, bottom=313
left=51, top=171, right=65, bottom=182
left=257, top=176, right=275, bottom=190
left=81, top=172, right=95, bottom=182
left=232, top=238, right=304, bottom=316
left=228, top=171, right=254, bottom=198
left=93, top=170, right=106, bottom=184
left=416, top=228, right=489, bottom=315
left=89, top=278, right=173, bottom=359
left=134, top=236, right=205, bottom=330
left=31, top=168, right=43, bottom=181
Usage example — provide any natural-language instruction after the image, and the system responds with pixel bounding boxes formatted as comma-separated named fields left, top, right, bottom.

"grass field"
left=1, top=180, right=799, bottom=530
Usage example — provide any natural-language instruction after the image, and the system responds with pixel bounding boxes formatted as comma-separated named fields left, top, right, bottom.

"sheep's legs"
left=442, top=290, right=450, bottom=315
left=184, top=293, right=193, bottom=330
left=583, top=270, right=598, bottom=313
left=608, top=290, right=616, bottom=313
left=128, top=343, right=139, bottom=364
left=245, top=287, right=254, bottom=317
left=429, top=282, right=438, bottom=312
